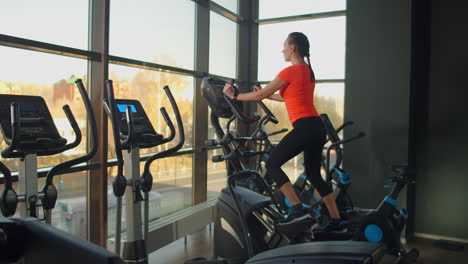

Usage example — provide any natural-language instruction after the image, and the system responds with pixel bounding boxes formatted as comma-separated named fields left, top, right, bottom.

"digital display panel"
left=117, top=104, right=137, bottom=113
left=18, top=102, right=37, bottom=112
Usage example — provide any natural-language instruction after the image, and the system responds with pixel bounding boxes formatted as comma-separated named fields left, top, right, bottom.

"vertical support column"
left=121, top=148, right=147, bottom=262
left=18, top=154, right=38, bottom=217
left=192, top=1, right=210, bottom=205
left=87, top=0, right=110, bottom=246
left=238, top=0, right=259, bottom=86
left=237, top=0, right=259, bottom=168
left=123, top=148, right=143, bottom=242
left=407, top=0, right=431, bottom=240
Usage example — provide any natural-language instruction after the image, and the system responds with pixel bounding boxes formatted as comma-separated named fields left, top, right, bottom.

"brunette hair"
left=288, top=32, right=316, bottom=81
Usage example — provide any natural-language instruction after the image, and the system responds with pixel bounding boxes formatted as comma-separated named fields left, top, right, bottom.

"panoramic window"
left=257, top=4, right=346, bottom=180
left=106, top=64, right=194, bottom=234
left=258, top=16, right=346, bottom=81
left=107, top=153, right=193, bottom=238
left=110, top=0, right=195, bottom=70
left=209, top=11, right=238, bottom=78
left=108, top=63, right=194, bottom=152
left=0, top=1, right=88, bottom=49
left=259, top=0, right=346, bottom=19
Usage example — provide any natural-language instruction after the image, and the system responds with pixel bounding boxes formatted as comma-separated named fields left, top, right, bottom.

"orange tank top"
left=277, top=64, right=319, bottom=124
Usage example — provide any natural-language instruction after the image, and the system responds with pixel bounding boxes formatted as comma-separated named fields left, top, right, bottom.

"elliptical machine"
left=190, top=77, right=417, bottom=264
left=185, top=78, right=392, bottom=264
left=0, top=80, right=123, bottom=264
left=104, top=80, right=185, bottom=264
left=246, top=166, right=420, bottom=264
left=0, top=79, right=97, bottom=222
left=205, top=79, right=364, bottom=216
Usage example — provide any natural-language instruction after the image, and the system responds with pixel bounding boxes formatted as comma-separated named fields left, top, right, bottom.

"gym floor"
left=149, top=225, right=468, bottom=264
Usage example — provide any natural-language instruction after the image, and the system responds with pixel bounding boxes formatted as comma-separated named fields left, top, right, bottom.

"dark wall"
left=344, top=0, right=412, bottom=209
left=414, top=0, right=468, bottom=240
left=345, top=0, right=468, bottom=241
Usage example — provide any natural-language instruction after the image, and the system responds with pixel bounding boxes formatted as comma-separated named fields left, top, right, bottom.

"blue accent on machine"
left=315, top=207, right=321, bottom=217
left=364, top=224, right=383, bottom=243
left=400, top=208, right=408, bottom=219
left=333, top=168, right=352, bottom=185
left=384, top=196, right=397, bottom=206
left=284, top=197, right=292, bottom=208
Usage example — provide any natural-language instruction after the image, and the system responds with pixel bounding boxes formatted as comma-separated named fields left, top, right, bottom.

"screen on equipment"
left=18, top=102, right=37, bottom=112
left=117, top=104, right=137, bottom=113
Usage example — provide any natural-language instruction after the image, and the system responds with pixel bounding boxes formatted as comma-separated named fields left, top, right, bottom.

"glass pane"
left=108, top=63, right=194, bottom=160
left=110, top=0, right=195, bottom=70
left=207, top=150, right=227, bottom=200
left=315, top=82, right=345, bottom=128
left=212, top=0, right=238, bottom=14
left=283, top=155, right=304, bottom=183
left=107, top=154, right=193, bottom=237
left=0, top=1, right=88, bottom=49
left=107, top=166, right=117, bottom=238
left=209, top=11, right=238, bottom=78
left=149, top=153, right=193, bottom=219
left=206, top=107, right=234, bottom=200
left=258, top=16, right=346, bottom=81
left=259, top=0, right=346, bottom=19
left=0, top=46, right=88, bottom=171
left=44, top=172, right=88, bottom=239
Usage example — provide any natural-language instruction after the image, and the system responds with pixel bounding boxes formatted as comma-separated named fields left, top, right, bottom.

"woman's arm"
left=224, top=77, right=286, bottom=101
left=267, top=93, right=284, bottom=102
left=253, top=85, right=284, bottom=102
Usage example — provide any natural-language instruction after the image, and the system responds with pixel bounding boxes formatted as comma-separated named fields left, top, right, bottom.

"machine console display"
left=201, top=78, right=242, bottom=119
left=0, top=95, right=63, bottom=145
left=117, top=104, right=137, bottom=113
left=115, top=100, right=155, bottom=134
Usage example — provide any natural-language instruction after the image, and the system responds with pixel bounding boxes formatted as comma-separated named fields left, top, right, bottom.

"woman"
left=223, top=32, right=343, bottom=231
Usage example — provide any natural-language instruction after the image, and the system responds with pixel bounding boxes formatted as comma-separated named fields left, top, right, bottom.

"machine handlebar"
left=105, top=79, right=127, bottom=198
left=141, top=85, right=185, bottom=193
left=254, top=82, right=278, bottom=125
left=224, top=80, right=260, bottom=125
left=41, top=79, right=99, bottom=210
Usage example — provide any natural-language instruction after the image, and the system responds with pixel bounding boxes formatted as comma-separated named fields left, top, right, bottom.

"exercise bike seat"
left=245, top=241, right=386, bottom=264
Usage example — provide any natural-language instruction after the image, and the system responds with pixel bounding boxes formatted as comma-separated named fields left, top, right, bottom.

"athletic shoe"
left=275, top=204, right=312, bottom=226
left=312, top=218, right=348, bottom=232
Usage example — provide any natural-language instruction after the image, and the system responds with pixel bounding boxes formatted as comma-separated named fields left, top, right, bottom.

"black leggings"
left=266, top=116, right=332, bottom=197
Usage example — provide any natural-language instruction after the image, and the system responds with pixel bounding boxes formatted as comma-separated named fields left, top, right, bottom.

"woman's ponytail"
left=288, top=32, right=315, bottom=81
left=306, top=55, right=315, bottom=82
